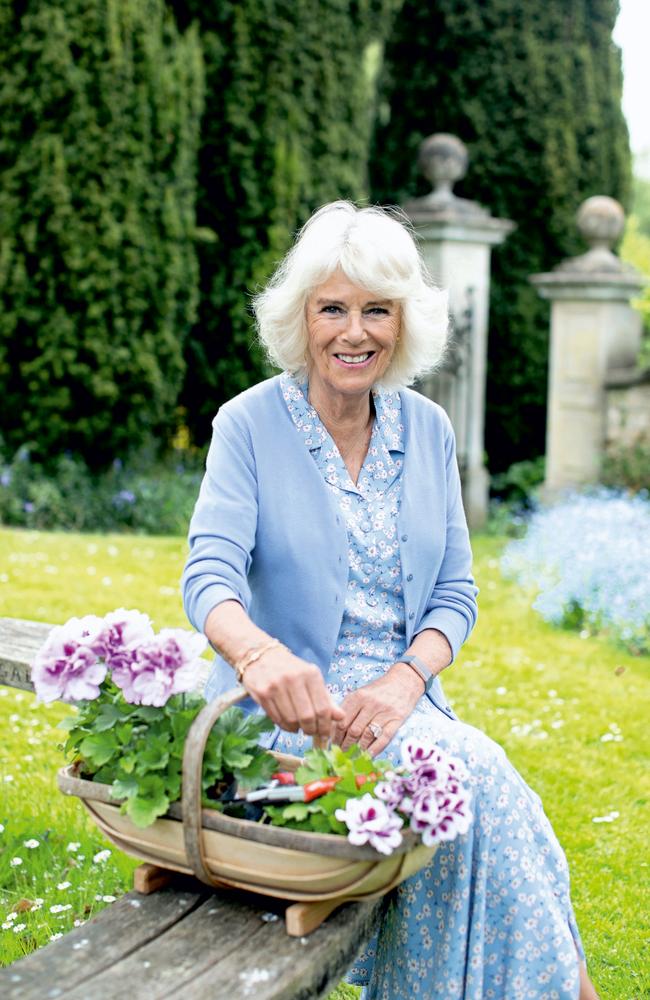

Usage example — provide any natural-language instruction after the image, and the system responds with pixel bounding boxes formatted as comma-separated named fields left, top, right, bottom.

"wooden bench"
left=0, top=617, right=383, bottom=999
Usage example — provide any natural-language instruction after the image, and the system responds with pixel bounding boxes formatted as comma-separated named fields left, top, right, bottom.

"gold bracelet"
left=233, top=638, right=282, bottom=684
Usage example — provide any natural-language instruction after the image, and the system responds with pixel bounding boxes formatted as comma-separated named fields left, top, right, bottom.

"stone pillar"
left=531, top=196, right=645, bottom=493
left=402, top=134, right=514, bottom=530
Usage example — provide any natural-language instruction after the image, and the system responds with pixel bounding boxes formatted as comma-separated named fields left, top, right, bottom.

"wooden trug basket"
left=57, top=687, right=436, bottom=935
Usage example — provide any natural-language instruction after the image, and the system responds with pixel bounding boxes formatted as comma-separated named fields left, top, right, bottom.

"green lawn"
left=0, top=526, right=648, bottom=998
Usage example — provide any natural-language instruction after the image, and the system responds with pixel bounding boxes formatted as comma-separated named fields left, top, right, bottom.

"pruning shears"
left=239, top=770, right=380, bottom=805
left=244, top=775, right=342, bottom=804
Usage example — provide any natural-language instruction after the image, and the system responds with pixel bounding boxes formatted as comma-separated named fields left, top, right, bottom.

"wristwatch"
left=397, top=654, right=434, bottom=694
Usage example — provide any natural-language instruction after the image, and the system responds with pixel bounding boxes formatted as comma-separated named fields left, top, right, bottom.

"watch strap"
left=398, top=653, right=434, bottom=694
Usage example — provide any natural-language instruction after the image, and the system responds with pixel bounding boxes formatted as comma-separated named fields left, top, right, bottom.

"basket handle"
left=181, top=685, right=249, bottom=887
left=182, top=690, right=330, bottom=887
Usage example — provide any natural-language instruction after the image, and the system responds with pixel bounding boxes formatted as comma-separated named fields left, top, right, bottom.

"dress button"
left=401, top=534, right=408, bottom=542
left=408, top=611, right=415, bottom=620
left=361, top=521, right=372, bottom=533
left=407, top=573, right=413, bottom=582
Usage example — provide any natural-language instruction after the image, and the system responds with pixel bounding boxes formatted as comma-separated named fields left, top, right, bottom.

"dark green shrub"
left=491, top=457, right=546, bottom=507
left=0, top=0, right=204, bottom=469
left=169, top=0, right=399, bottom=444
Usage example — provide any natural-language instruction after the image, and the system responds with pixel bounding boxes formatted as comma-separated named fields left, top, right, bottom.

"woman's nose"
left=344, top=309, right=365, bottom=341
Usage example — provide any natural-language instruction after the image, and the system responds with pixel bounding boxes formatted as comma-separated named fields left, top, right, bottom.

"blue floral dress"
left=273, top=373, right=584, bottom=1000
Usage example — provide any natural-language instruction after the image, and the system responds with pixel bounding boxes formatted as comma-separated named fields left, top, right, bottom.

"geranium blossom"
left=32, top=615, right=108, bottom=703
left=335, top=793, right=404, bottom=855
left=32, top=610, right=206, bottom=707
left=111, top=628, right=207, bottom=706
left=337, top=738, right=473, bottom=856
left=100, top=608, right=154, bottom=671
left=410, top=788, right=473, bottom=845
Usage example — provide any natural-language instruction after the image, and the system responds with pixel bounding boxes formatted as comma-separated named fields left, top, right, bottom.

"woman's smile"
left=333, top=351, right=375, bottom=368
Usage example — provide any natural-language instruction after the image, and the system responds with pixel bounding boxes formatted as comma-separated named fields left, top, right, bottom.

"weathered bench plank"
left=0, top=616, right=52, bottom=691
left=0, top=885, right=206, bottom=998
left=0, top=880, right=382, bottom=1000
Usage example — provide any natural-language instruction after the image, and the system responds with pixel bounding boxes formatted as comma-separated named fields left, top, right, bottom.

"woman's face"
left=305, top=271, right=400, bottom=406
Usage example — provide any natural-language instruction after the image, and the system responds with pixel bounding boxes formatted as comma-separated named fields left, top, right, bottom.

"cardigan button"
left=406, top=573, right=413, bottom=582
left=401, top=534, right=408, bottom=542
left=408, top=611, right=415, bottom=620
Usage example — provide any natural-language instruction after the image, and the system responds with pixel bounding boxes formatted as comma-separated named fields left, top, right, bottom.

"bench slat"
left=0, top=617, right=52, bottom=691
left=0, top=886, right=206, bottom=999
left=177, top=895, right=382, bottom=1000
left=0, top=884, right=382, bottom=1000
left=61, top=893, right=263, bottom=999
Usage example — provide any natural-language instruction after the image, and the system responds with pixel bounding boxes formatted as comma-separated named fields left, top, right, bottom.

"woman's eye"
left=322, top=305, right=343, bottom=315
left=366, top=307, right=389, bottom=316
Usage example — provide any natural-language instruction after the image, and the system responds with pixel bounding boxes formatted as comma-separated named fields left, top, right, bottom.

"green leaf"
left=232, top=750, right=277, bottom=791
left=120, top=754, right=138, bottom=774
left=110, top=776, right=140, bottom=800
left=280, top=802, right=311, bottom=822
left=124, top=776, right=170, bottom=828
left=79, top=731, right=120, bottom=767
left=92, top=703, right=125, bottom=732
left=57, top=714, right=81, bottom=732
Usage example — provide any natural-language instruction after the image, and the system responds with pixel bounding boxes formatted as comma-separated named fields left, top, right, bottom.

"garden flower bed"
left=501, top=490, right=650, bottom=655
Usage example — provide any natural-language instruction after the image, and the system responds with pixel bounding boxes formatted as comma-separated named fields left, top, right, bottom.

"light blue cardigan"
left=182, top=375, right=478, bottom=730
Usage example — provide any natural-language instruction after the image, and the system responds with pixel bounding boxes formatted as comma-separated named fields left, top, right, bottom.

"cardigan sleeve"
left=181, top=404, right=258, bottom=634
left=415, top=412, right=478, bottom=661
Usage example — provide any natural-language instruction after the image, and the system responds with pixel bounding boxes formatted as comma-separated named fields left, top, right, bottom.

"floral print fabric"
left=275, top=373, right=583, bottom=999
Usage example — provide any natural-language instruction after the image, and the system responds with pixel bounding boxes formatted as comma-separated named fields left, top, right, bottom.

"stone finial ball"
left=418, top=133, right=468, bottom=189
left=576, top=196, right=625, bottom=249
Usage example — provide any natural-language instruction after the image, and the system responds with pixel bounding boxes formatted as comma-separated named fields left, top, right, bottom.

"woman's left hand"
left=331, top=663, right=425, bottom=757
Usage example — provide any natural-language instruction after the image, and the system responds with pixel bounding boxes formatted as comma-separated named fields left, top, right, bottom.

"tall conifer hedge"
left=169, top=0, right=397, bottom=443
left=370, top=0, right=631, bottom=470
left=0, top=0, right=204, bottom=467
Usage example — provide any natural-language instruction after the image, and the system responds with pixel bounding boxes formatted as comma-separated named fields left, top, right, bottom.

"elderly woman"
left=182, top=202, right=597, bottom=1000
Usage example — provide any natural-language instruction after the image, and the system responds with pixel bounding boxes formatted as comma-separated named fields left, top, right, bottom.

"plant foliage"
left=264, top=744, right=385, bottom=834
left=168, top=0, right=399, bottom=444
left=62, top=689, right=276, bottom=828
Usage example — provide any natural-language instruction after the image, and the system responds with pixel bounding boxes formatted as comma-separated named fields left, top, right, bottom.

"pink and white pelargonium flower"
left=101, top=609, right=154, bottom=665
left=112, top=628, right=207, bottom=707
left=32, top=611, right=207, bottom=708
left=32, top=615, right=109, bottom=703
left=335, top=793, right=404, bottom=855
left=339, top=737, right=473, bottom=856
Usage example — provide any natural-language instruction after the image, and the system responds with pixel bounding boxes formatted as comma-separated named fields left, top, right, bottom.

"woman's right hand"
left=243, top=646, right=344, bottom=744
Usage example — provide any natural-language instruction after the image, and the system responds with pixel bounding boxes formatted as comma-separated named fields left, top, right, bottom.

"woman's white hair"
left=253, top=201, right=449, bottom=390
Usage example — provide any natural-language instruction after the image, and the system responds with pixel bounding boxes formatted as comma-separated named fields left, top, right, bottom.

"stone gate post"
left=402, top=134, right=514, bottom=529
left=531, top=197, right=645, bottom=492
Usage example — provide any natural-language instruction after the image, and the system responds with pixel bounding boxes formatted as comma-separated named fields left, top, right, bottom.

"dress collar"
left=280, top=371, right=405, bottom=455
